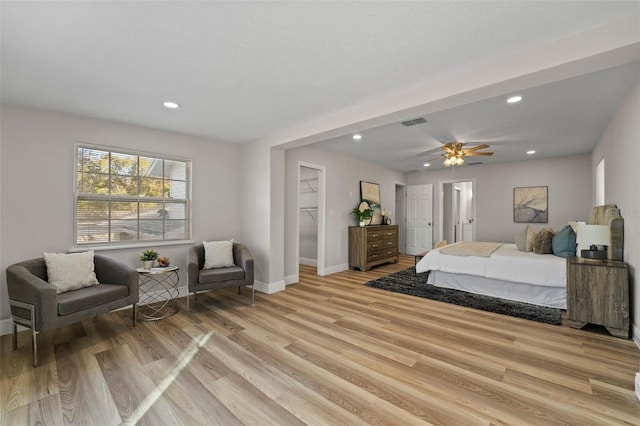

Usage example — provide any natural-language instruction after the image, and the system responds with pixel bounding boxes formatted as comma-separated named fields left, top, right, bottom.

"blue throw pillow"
left=552, top=225, right=577, bottom=257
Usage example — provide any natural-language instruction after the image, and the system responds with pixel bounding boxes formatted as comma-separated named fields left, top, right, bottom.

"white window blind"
left=74, top=144, right=191, bottom=247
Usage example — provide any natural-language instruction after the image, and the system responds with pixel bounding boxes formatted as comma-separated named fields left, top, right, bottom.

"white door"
left=406, top=184, right=433, bottom=255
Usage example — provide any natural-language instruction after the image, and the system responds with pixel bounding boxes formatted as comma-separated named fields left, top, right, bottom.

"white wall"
left=284, top=145, right=406, bottom=279
left=407, top=154, right=592, bottom=243
left=0, top=106, right=243, bottom=323
left=591, top=78, right=640, bottom=346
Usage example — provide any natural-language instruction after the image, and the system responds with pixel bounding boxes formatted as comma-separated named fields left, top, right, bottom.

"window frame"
left=73, top=143, right=193, bottom=251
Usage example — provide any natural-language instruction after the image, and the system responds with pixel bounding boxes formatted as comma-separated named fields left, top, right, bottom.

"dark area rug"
left=365, top=268, right=562, bottom=325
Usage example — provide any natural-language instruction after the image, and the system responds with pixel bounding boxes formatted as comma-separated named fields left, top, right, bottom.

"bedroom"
left=1, top=1, right=640, bottom=423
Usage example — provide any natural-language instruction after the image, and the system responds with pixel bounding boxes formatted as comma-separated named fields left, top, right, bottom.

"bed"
left=416, top=242, right=567, bottom=308
left=415, top=205, right=625, bottom=311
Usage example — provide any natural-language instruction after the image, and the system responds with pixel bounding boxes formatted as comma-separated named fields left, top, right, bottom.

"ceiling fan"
left=424, top=141, right=494, bottom=167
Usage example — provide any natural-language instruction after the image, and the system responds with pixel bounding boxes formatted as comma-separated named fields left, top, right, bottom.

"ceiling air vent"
left=401, top=117, right=427, bottom=127
left=468, top=161, right=483, bottom=166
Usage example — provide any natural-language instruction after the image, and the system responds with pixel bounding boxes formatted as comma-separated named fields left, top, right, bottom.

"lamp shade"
left=576, top=223, right=609, bottom=257
left=576, top=224, right=609, bottom=246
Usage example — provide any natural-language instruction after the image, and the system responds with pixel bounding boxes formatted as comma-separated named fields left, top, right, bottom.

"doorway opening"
left=395, top=183, right=406, bottom=254
left=440, top=180, right=475, bottom=243
left=297, top=162, right=326, bottom=278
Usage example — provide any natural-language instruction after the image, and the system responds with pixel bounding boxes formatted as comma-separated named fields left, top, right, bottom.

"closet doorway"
left=297, top=162, right=326, bottom=277
left=440, top=180, right=475, bottom=243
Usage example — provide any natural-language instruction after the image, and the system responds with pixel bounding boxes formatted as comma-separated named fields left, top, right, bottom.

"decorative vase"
left=359, top=221, right=365, bottom=227
left=143, top=260, right=154, bottom=270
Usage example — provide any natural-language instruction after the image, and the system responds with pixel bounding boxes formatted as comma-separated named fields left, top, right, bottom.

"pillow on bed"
left=552, top=225, right=577, bottom=258
left=514, top=228, right=527, bottom=251
left=525, top=225, right=536, bottom=252
left=533, top=228, right=554, bottom=254
left=434, top=240, right=448, bottom=248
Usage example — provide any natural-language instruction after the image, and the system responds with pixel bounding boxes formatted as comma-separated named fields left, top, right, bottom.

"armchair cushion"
left=199, top=266, right=245, bottom=284
left=44, top=250, right=99, bottom=293
left=203, top=240, right=235, bottom=269
left=58, top=284, right=129, bottom=316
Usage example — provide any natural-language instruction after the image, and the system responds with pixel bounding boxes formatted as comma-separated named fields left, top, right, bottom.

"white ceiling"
left=2, top=1, right=639, bottom=171
left=315, top=62, right=640, bottom=171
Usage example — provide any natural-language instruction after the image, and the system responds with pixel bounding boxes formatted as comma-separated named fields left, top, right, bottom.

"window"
left=596, top=158, right=605, bottom=205
left=74, top=144, right=191, bottom=248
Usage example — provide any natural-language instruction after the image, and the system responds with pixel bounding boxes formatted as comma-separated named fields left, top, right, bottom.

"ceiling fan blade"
left=464, top=152, right=494, bottom=157
left=415, top=146, right=444, bottom=158
left=462, top=144, right=490, bottom=152
left=423, top=155, right=444, bottom=162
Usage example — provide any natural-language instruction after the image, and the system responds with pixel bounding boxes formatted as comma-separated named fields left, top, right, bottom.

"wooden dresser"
left=349, top=225, right=399, bottom=271
left=566, top=256, right=629, bottom=339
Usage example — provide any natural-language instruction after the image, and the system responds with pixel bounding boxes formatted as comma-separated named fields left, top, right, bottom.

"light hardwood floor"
left=1, top=255, right=639, bottom=425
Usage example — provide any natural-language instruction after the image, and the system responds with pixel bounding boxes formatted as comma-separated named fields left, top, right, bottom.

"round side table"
left=136, top=266, right=179, bottom=321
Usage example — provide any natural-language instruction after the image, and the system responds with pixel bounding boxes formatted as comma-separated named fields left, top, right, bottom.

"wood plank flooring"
left=1, top=255, right=639, bottom=425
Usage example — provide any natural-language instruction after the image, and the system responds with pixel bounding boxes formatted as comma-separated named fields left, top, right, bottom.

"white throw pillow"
left=44, top=250, right=99, bottom=294
left=525, top=225, right=537, bottom=252
left=514, top=228, right=527, bottom=251
left=203, top=240, right=235, bottom=269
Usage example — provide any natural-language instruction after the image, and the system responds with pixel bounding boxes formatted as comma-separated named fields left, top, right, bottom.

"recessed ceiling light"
left=527, top=150, right=536, bottom=155
left=423, top=163, right=430, bottom=167
left=507, top=96, right=522, bottom=103
left=163, top=101, right=180, bottom=109
left=352, top=134, right=362, bottom=141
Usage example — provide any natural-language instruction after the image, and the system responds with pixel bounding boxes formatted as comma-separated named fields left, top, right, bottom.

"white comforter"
left=416, top=242, right=566, bottom=288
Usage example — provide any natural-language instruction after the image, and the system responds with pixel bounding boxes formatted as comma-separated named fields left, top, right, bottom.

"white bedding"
left=416, top=242, right=566, bottom=288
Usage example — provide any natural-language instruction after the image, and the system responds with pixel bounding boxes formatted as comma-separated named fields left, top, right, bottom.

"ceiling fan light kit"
left=429, top=141, right=494, bottom=167
left=443, top=153, right=464, bottom=167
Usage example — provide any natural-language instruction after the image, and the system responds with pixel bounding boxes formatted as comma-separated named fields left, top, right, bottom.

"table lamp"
left=577, top=224, right=609, bottom=260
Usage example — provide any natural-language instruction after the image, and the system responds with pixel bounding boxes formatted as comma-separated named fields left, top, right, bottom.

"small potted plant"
left=139, top=249, right=159, bottom=270
left=351, top=207, right=372, bottom=227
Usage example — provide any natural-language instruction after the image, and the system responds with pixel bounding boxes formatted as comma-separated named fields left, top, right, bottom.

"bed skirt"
left=427, top=271, right=566, bottom=309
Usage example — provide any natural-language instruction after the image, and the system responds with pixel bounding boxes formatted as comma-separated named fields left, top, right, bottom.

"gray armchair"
left=187, top=243, right=254, bottom=308
left=6, top=255, right=138, bottom=366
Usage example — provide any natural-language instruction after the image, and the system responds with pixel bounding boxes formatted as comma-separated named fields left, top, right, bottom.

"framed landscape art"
left=514, top=186, right=548, bottom=223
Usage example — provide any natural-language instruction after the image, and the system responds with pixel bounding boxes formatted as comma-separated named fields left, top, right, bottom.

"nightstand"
left=566, top=256, right=629, bottom=339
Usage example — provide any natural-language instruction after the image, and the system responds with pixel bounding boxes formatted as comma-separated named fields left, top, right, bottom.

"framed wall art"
left=360, top=181, right=381, bottom=205
left=514, top=186, right=548, bottom=223
left=360, top=181, right=383, bottom=224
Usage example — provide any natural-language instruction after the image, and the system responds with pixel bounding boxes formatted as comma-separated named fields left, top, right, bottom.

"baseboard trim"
left=285, top=275, right=299, bottom=285
left=322, top=263, right=349, bottom=276
left=299, top=257, right=317, bottom=267
left=0, top=318, right=18, bottom=336
left=253, top=280, right=285, bottom=294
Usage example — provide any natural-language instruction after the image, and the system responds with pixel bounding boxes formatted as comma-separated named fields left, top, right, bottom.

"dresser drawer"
left=367, top=248, right=397, bottom=263
left=380, top=239, right=397, bottom=250
left=382, top=229, right=398, bottom=240
left=367, top=240, right=386, bottom=251
left=367, top=230, right=384, bottom=241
